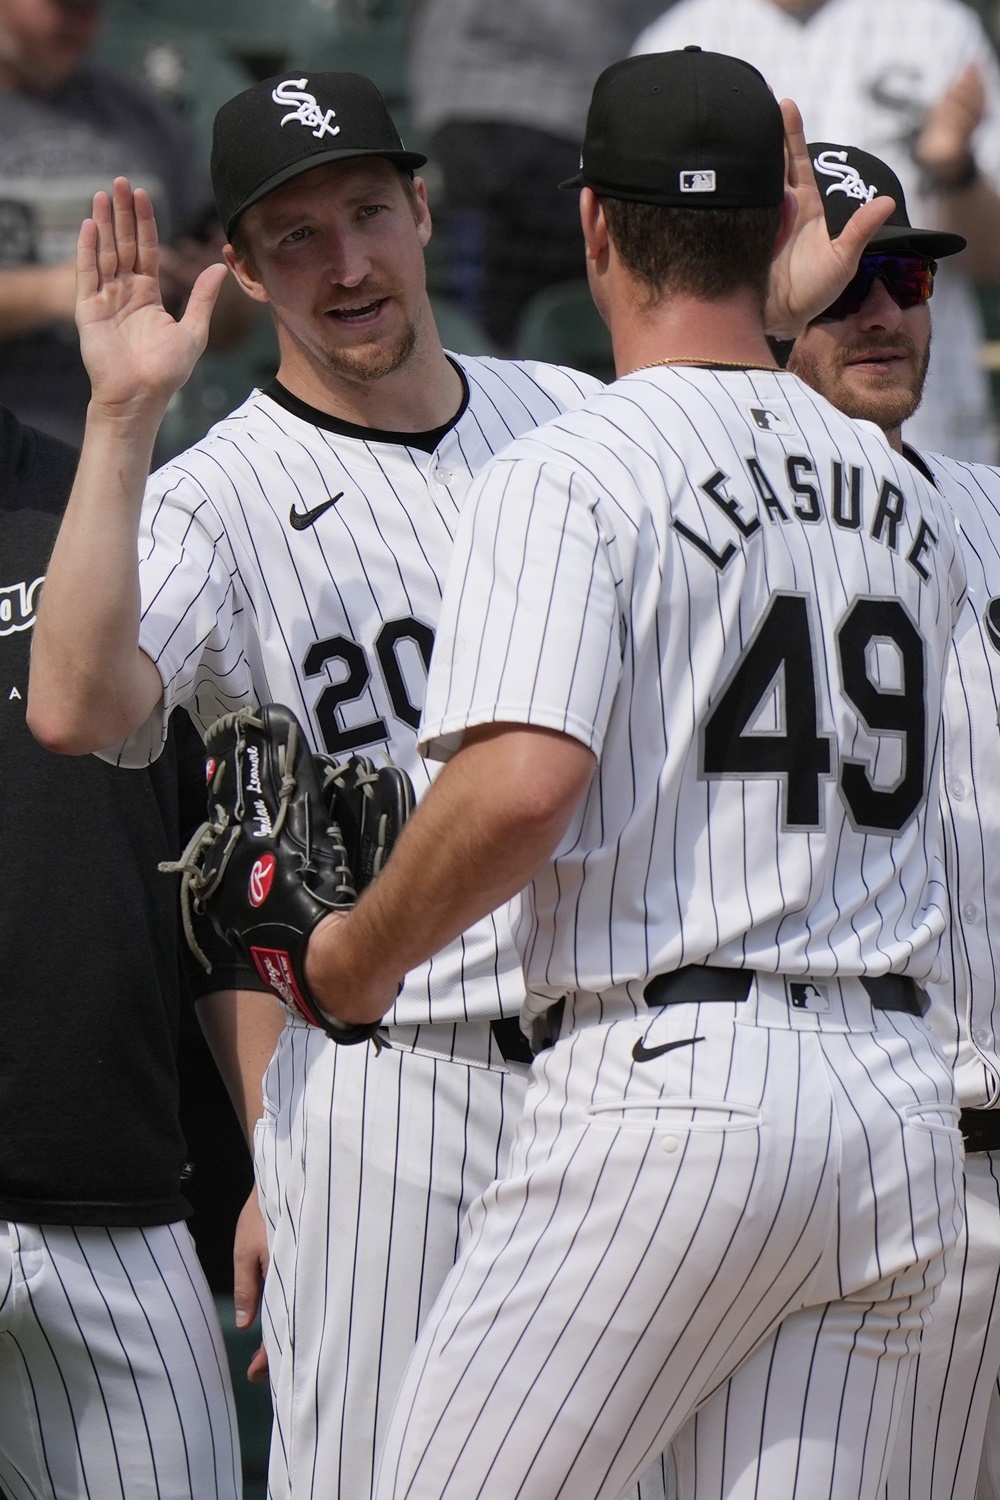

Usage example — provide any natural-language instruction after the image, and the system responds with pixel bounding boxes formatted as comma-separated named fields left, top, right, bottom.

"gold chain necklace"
left=631, top=356, right=777, bottom=374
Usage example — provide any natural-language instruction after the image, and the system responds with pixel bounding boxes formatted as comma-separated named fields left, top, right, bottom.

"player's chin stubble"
left=323, top=317, right=420, bottom=383
left=790, top=333, right=931, bottom=432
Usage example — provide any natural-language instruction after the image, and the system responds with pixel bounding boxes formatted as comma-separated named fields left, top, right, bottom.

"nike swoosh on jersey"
left=631, top=1035, right=704, bottom=1064
left=288, top=492, right=345, bottom=530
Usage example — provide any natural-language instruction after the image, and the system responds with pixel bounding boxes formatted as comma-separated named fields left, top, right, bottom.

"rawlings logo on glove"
left=162, top=703, right=414, bottom=1045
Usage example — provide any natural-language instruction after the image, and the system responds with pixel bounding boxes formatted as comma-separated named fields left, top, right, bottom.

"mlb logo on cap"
left=680, top=170, right=716, bottom=194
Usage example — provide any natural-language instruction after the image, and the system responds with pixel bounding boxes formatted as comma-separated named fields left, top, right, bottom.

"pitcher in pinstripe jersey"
left=755, top=140, right=1000, bottom=1500
left=292, top=53, right=969, bottom=1500
left=23, top=69, right=670, bottom=1500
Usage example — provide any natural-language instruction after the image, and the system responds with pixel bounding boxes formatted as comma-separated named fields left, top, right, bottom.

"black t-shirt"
left=0, top=408, right=216, bottom=1224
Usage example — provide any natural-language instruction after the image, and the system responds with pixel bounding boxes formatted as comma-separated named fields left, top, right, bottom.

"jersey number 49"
left=700, top=592, right=926, bottom=834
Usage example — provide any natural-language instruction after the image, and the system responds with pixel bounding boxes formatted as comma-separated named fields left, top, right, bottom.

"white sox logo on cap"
left=813, top=149, right=879, bottom=204
left=271, top=78, right=341, bottom=141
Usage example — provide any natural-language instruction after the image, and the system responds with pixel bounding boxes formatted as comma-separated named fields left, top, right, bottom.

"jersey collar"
left=263, top=358, right=471, bottom=453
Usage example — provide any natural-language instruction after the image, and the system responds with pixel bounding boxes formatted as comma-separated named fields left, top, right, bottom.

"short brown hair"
left=601, top=198, right=783, bottom=310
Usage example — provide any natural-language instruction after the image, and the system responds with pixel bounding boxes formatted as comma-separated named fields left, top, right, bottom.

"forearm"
left=931, top=175, right=1000, bottom=281
left=28, top=399, right=167, bottom=754
left=195, top=988, right=286, bottom=1147
left=0, top=262, right=76, bottom=339
left=306, top=725, right=597, bottom=1026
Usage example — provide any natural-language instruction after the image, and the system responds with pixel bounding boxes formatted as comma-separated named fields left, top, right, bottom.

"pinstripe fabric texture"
left=101, top=354, right=634, bottom=1498
left=254, top=1021, right=526, bottom=1500
left=375, top=365, right=970, bottom=1498
left=876, top=450, right=1000, bottom=1500
left=376, top=990, right=962, bottom=1499
left=111, top=356, right=599, bottom=1035
left=0, top=1222, right=240, bottom=1500
left=422, top=368, right=966, bottom=1027
left=631, top=0, right=1000, bottom=462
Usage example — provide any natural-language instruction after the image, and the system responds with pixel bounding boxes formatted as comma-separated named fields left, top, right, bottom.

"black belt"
left=643, top=965, right=926, bottom=1017
left=490, top=1017, right=535, bottom=1066
left=960, top=1107, right=1000, bottom=1153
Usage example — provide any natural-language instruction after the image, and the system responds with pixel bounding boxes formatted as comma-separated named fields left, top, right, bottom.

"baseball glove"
left=163, top=703, right=414, bottom=1045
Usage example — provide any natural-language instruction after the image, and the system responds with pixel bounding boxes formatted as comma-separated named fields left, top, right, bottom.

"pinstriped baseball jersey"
left=105, top=354, right=599, bottom=1037
left=420, top=366, right=966, bottom=1027
left=910, top=449, right=1000, bottom=1109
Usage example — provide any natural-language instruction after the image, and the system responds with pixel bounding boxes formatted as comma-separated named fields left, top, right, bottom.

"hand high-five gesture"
left=76, top=176, right=229, bottom=414
left=766, top=99, right=895, bottom=340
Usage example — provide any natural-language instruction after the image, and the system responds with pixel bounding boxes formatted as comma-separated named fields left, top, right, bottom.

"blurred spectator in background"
left=0, top=0, right=249, bottom=445
left=409, top=0, right=669, bottom=350
left=633, top=0, right=1000, bottom=461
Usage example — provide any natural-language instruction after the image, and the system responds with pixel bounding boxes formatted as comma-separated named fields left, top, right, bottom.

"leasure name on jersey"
left=674, top=457, right=938, bottom=582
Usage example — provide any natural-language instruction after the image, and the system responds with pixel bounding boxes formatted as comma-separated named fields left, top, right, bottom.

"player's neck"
left=611, top=288, right=778, bottom=380
left=274, top=312, right=465, bottom=433
left=883, top=424, right=904, bottom=454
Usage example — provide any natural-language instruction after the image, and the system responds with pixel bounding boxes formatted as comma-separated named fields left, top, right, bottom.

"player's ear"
left=224, top=243, right=270, bottom=304
left=580, top=188, right=608, bottom=266
left=411, top=175, right=433, bottom=249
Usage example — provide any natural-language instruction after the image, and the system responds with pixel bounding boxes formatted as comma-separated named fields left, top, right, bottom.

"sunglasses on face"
left=812, top=254, right=937, bottom=323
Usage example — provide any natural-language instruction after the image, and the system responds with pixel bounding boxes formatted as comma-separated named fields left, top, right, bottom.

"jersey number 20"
left=700, top=592, right=926, bottom=834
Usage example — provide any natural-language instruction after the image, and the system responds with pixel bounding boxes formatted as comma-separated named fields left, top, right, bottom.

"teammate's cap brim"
left=809, top=141, right=966, bottom=259
left=560, top=48, right=785, bottom=208
left=212, top=71, right=427, bottom=239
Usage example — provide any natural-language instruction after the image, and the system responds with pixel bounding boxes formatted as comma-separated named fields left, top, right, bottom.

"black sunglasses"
left=812, top=253, right=937, bottom=324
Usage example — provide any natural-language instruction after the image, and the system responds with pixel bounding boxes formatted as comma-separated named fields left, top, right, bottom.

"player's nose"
left=325, top=231, right=373, bottom=289
left=855, top=277, right=905, bottom=332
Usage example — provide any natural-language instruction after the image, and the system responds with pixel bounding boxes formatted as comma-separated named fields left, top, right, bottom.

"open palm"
left=76, top=177, right=229, bottom=412
left=766, top=100, right=895, bottom=339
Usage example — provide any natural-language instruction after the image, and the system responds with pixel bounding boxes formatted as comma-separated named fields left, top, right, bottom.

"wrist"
left=85, top=390, right=172, bottom=432
left=919, top=151, right=979, bottom=195
left=305, top=909, right=401, bottom=1029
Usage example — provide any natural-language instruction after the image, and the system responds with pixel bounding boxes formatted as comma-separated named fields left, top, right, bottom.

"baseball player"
left=292, top=51, right=969, bottom=1500
left=22, top=70, right=633, bottom=1500
left=25, top=67, right=898, bottom=1500
left=747, top=140, right=1000, bottom=1500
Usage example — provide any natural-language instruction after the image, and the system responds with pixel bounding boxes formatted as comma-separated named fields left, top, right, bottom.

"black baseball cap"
left=562, top=48, right=785, bottom=208
left=212, top=72, right=427, bottom=238
left=809, top=142, right=966, bottom=258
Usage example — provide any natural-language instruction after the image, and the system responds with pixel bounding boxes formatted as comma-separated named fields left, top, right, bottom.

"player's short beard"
left=278, top=299, right=422, bottom=387
left=790, top=329, right=931, bottom=434
left=321, top=316, right=420, bottom=384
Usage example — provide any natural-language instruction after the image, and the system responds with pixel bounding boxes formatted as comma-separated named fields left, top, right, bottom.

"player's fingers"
left=133, top=185, right=160, bottom=280
left=835, top=194, right=895, bottom=271
left=247, top=1343, right=270, bottom=1383
left=111, top=176, right=138, bottom=275
left=76, top=215, right=100, bottom=301
left=179, top=260, right=228, bottom=343
left=91, top=188, right=118, bottom=282
left=779, top=98, right=810, bottom=191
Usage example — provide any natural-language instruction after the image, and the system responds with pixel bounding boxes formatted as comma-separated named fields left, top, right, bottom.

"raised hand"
left=766, top=99, right=895, bottom=339
left=76, top=176, right=229, bottom=414
left=917, top=62, right=984, bottom=179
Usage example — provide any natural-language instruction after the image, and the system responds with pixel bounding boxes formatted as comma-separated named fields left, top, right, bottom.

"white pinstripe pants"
left=882, top=1148, right=1000, bottom=1500
left=253, top=1019, right=527, bottom=1500
left=0, top=1220, right=241, bottom=1500
left=375, top=982, right=964, bottom=1500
